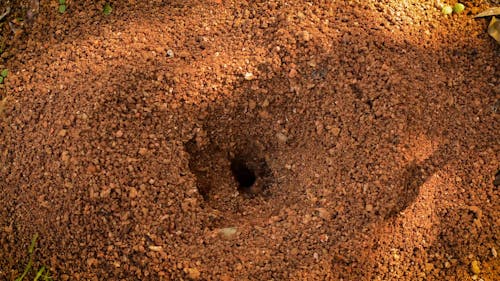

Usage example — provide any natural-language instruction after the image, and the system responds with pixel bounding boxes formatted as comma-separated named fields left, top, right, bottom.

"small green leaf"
left=442, top=5, right=453, bottom=15
left=59, top=0, right=66, bottom=4
left=453, top=3, right=465, bottom=14
left=0, top=76, right=3, bottom=84
left=59, top=5, right=66, bottom=14
left=103, top=3, right=112, bottom=15
left=1, top=69, right=8, bottom=78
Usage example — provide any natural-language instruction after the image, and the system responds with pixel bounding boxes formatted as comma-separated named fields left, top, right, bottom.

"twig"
left=0, top=7, right=11, bottom=21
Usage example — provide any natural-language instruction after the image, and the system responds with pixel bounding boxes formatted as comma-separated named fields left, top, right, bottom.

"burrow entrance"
left=185, top=131, right=274, bottom=215
left=230, top=157, right=256, bottom=192
left=183, top=90, right=282, bottom=221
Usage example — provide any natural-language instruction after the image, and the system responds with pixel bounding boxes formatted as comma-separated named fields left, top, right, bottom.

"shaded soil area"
left=0, top=0, right=499, bottom=280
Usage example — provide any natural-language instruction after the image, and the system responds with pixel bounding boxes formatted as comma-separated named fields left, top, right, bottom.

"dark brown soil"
left=1, top=0, right=499, bottom=280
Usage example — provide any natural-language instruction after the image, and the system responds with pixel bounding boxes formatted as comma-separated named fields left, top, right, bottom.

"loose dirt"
left=0, top=0, right=499, bottom=280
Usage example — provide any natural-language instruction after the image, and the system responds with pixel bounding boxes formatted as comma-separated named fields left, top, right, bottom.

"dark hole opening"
left=230, top=158, right=256, bottom=192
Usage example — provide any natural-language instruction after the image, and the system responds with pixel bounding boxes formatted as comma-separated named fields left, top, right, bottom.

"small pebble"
left=248, top=100, right=256, bottom=110
left=425, top=263, right=434, bottom=272
left=365, top=204, right=373, bottom=212
left=138, top=148, right=148, bottom=155
left=58, top=129, right=67, bottom=137
left=166, top=49, right=174, bottom=58
left=148, top=245, right=162, bottom=252
left=129, top=187, right=138, bottom=199
left=244, top=72, right=254, bottom=80
left=184, top=267, right=200, bottom=280
left=61, top=151, right=70, bottom=163
left=276, top=132, right=288, bottom=143
left=316, top=208, right=330, bottom=220
left=492, top=247, right=498, bottom=258
left=298, top=30, right=311, bottom=42
left=470, top=260, right=480, bottom=274
left=329, top=127, right=341, bottom=136
left=219, top=227, right=237, bottom=239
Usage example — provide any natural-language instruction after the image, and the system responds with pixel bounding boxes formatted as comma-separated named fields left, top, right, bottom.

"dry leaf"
left=474, top=7, right=500, bottom=18
left=487, top=16, right=500, bottom=43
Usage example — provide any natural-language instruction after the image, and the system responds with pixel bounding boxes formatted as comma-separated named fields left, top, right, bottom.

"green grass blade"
left=15, top=234, right=39, bottom=281
left=43, top=269, right=53, bottom=281
left=33, top=266, right=45, bottom=281
left=29, top=234, right=38, bottom=254
left=14, top=259, right=32, bottom=281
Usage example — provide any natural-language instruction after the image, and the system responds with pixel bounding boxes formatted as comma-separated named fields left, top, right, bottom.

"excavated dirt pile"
left=0, top=0, right=499, bottom=280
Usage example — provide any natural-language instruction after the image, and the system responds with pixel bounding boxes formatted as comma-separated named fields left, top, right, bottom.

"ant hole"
left=230, top=157, right=256, bottom=193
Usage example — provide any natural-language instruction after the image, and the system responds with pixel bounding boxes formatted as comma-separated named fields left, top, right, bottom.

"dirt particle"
left=470, top=260, right=480, bottom=274
left=138, top=148, right=148, bottom=155
left=425, top=263, right=434, bottom=273
left=184, top=267, right=201, bottom=280
left=276, top=132, right=288, bottom=143
left=258, top=110, right=270, bottom=119
left=244, top=72, right=254, bottom=80
left=315, top=121, right=324, bottom=135
left=297, top=30, right=311, bottom=42
left=129, top=187, right=138, bottom=199
left=329, top=126, right=341, bottom=137
left=319, top=234, right=329, bottom=243
left=61, top=151, right=70, bottom=163
left=248, top=99, right=256, bottom=110
left=115, top=130, right=124, bottom=138
left=218, top=227, right=237, bottom=239
left=316, top=208, right=330, bottom=220
left=492, top=247, right=498, bottom=258
left=148, top=245, right=162, bottom=252
left=87, top=257, right=98, bottom=267
left=100, top=187, right=111, bottom=198
left=57, top=129, right=67, bottom=137
left=365, top=204, right=374, bottom=212
left=494, top=170, right=500, bottom=186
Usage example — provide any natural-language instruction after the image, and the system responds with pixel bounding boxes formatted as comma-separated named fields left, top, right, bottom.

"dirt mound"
left=1, top=0, right=499, bottom=280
